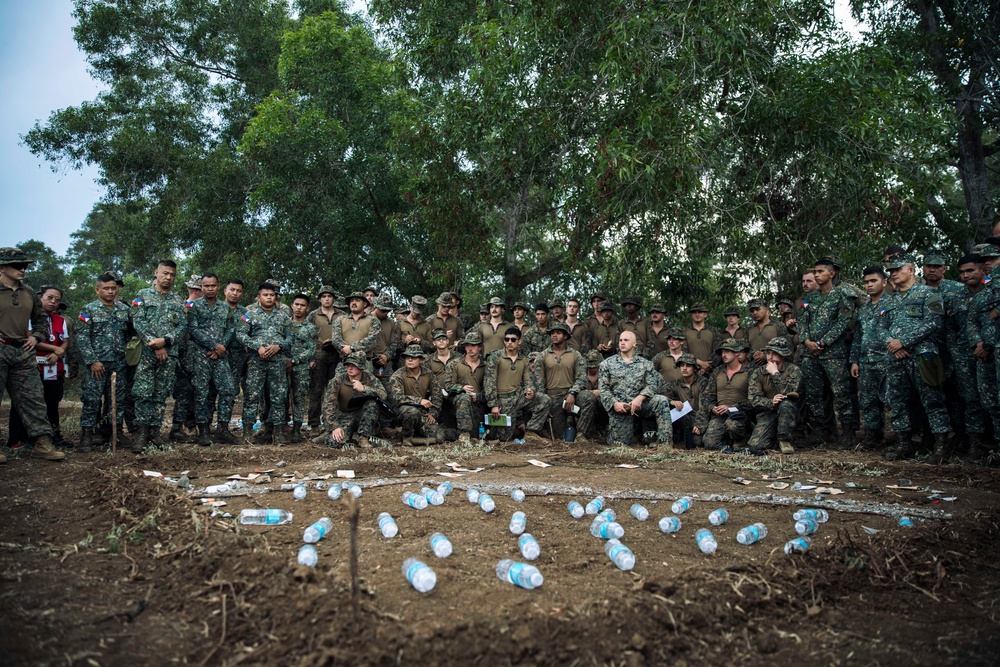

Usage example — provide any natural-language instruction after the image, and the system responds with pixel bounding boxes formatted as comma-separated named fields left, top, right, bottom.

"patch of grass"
left=596, top=445, right=645, bottom=460
left=414, top=439, right=495, bottom=462
left=830, top=460, right=888, bottom=477
left=669, top=450, right=816, bottom=474
left=326, top=447, right=409, bottom=467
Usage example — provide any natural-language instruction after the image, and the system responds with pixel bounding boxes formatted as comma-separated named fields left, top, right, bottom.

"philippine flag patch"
left=132, top=297, right=143, bottom=307
left=79, top=313, right=92, bottom=324
left=241, top=313, right=252, bottom=323
left=185, top=300, right=194, bottom=308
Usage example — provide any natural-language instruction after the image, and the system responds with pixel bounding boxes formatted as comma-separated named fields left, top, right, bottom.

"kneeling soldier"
left=322, top=352, right=387, bottom=448
left=390, top=344, right=444, bottom=444
left=747, top=337, right=801, bottom=454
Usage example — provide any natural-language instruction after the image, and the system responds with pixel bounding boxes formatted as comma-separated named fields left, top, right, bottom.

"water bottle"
left=659, top=516, right=682, bottom=533
left=605, top=539, right=635, bottom=571
left=252, top=419, right=262, bottom=432
left=327, top=484, right=342, bottom=500
left=466, top=488, right=480, bottom=503
left=793, top=508, right=829, bottom=523
left=708, top=509, right=729, bottom=526
left=794, top=519, right=818, bottom=535
left=315, top=481, right=328, bottom=491
left=293, top=484, right=307, bottom=501
left=695, top=528, right=717, bottom=554
left=590, top=519, right=625, bottom=539
left=430, top=532, right=453, bottom=558
left=239, top=509, right=293, bottom=525
left=518, top=533, right=540, bottom=560
left=585, top=495, right=605, bottom=515
left=899, top=516, right=914, bottom=527
left=302, top=517, right=333, bottom=543
left=402, top=491, right=428, bottom=510
left=597, top=508, right=617, bottom=522
left=567, top=501, right=585, bottom=519
left=496, top=559, right=543, bottom=590
left=437, top=481, right=453, bottom=496
left=478, top=494, right=495, bottom=513
left=297, top=544, right=317, bottom=567
left=402, top=558, right=436, bottom=593
left=736, top=522, right=768, bottom=545
left=421, top=487, right=445, bottom=506
left=478, top=424, right=486, bottom=442
left=630, top=504, right=649, bottom=521
left=564, top=413, right=577, bottom=443
left=671, top=497, right=693, bottom=514
left=509, top=511, right=526, bottom=535
left=378, top=512, right=398, bottom=538
left=784, top=537, right=812, bottom=554
left=342, top=481, right=362, bottom=498
left=511, top=488, right=526, bottom=502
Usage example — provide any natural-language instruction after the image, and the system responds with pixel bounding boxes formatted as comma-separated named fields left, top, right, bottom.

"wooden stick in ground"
left=111, top=371, right=118, bottom=454
left=345, top=492, right=360, bottom=623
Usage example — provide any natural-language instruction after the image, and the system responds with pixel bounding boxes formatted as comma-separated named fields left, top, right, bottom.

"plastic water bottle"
left=563, top=413, right=577, bottom=442
left=496, top=559, right=543, bottom=590
left=567, top=501, right=585, bottom=519
left=737, top=522, right=768, bottom=545
left=518, top=533, right=540, bottom=560
left=590, top=519, right=625, bottom=540
left=430, top=532, right=453, bottom=558
left=695, top=528, right=717, bottom=554
left=297, top=544, right=317, bottom=567
left=511, top=489, right=525, bottom=502
left=478, top=424, right=486, bottom=442
left=659, top=516, right=682, bottom=533
left=293, top=484, right=307, bottom=501
left=793, top=508, right=829, bottom=523
left=509, top=511, right=526, bottom=535
left=378, top=512, right=398, bottom=538
left=794, top=519, right=818, bottom=535
left=784, top=536, right=812, bottom=554
left=466, top=488, right=480, bottom=503
left=899, top=516, right=914, bottom=527
left=605, top=539, right=635, bottom=571
left=585, top=495, right=605, bottom=515
left=402, top=491, right=428, bottom=510
left=708, top=509, right=729, bottom=526
left=421, top=487, right=445, bottom=506
left=630, top=504, right=649, bottom=521
left=303, top=517, right=333, bottom=543
left=327, top=484, right=342, bottom=500
left=671, top=497, right=693, bottom=514
left=239, top=509, right=293, bottom=525
left=252, top=419, right=262, bottom=432
left=437, top=481, right=453, bottom=496
left=402, top=558, right=436, bottom=593
left=597, top=508, right=617, bottom=522
left=342, top=482, right=362, bottom=498
left=478, top=494, right=495, bottom=513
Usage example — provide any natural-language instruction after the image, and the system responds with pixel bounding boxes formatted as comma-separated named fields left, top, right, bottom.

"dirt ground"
left=2, top=404, right=1000, bottom=666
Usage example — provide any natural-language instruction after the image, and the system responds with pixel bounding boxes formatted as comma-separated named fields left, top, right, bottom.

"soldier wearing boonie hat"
left=444, top=330, right=488, bottom=444
left=619, top=295, right=648, bottom=352
left=427, top=292, right=464, bottom=347
left=370, top=294, right=399, bottom=385
left=745, top=298, right=788, bottom=365
left=643, top=303, right=670, bottom=358
left=331, top=291, right=382, bottom=363
left=746, top=336, right=801, bottom=455
left=426, top=327, right=459, bottom=387
left=532, top=320, right=596, bottom=443
left=306, top=284, right=342, bottom=432
left=684, top=302, right=720, bottom=374
left=511, top=301, right=531, bottom=333
left=548, top=297, right=566, bottom=323
left=399, top=296, right=433, bottom=354
left=651, top=327, right=687, bottom=387
left=321, top=351, right=387, bottom=450
left=476, top=296, right=512, bottom=357
left=661, top=352, right=705, bottom=449
left=591, top=300, right=620, bottom=359
left=695, top=337, right=753, bottom=451
left=722, top=305, right=747, bottom=342
left=389, top=343, right=444, bottom=445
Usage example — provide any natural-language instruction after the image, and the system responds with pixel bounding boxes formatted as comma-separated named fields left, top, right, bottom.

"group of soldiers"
left=3, top=240, right=1000, bottom=465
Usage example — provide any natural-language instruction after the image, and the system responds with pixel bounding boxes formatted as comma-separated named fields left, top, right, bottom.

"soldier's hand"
left=850, top=363, right=860, bottom=378
left=21, top=337, right=38, bottom=352
left=753, top=351, right=764, bottom=363
left=974, top=342, right=989, bottom=360
left=332, top=427, right=346, bottom=443
left=671, top=400, right=684, bottom=410
left=214, top=344, right=227, bottom=356
left=377, top=353, right=387, bottom=366
left=149, top=337, right=166, bottom=350
left=90, top=362, right=105, bottom=380
left=340, top=344, right=352, bottom=355
left=492, top=407, right=501, bottom=418
left=613, top=401, right=629, bottom=414
left=351, top=379, right=365, bottom=392
left=45, top=353, right=59, bottom=365
left=420, top=398, right=433, bottom=409
left=765, top=361, right=780, bottom=375
left=310, top=361, right=316, bottom=369
left=805, top=340, right=821, bottom=355
left=154, top=347, right=169, bottom=363
left=692, top=426, right=701, bottom=435
left=258, top=346, right=269, bottom=359
left=886, top=338, right=904, bottom=354
left=773, top=394, right=785, bottom=406
left=629, top=395, right=645, bottom=414
left=712, top=404, right=728, bottom=415
left=565, top=394, right=576, bottom=411
left=525, top=388, right=535, bottom=400
left=894, top=349, right=910, bottom=360
left=425, top=414, right=437, bottom=425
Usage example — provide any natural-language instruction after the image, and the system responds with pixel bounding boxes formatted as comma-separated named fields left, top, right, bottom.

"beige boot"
left=0, top=452, right=7, bottom=464
left=30, top=435, right=66, bottom=461
left=357, top=435, right=373, bottom=449
left=779, top=440, right=795, bottom=454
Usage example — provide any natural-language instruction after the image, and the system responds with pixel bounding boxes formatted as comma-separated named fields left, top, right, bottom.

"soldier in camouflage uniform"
left=331, top=291, right=382, bottom=363
left=850, top=266, right=891, bottom=449
left=307, top=285, right=341, bottom=431
left=443, top=331, right=488, bottom=444
left=477, top=297, right=512, bottom=357
left=620, top=296, right=648, bottom=353
left=965, top=245, right=1000, bottom=460
left=533, top=321, right=596, bottom=442
left=684, top=303, right=721, bottom=375
left=76, top=272, right=132, bottom=452
left=643, top=304, right=671, bottom=359
left=583, top=349, right=607, bottom=436
left=483, top=326, right=551, bottom=441
left=187, top=274, right=239, bottom=446
left=131, top=260, right=186, bottom=450
left=521, top=303, right=552, bottom=356
left=591, top=302, right=621, bottom=359
left=664, top=353, right=704, bottom=449
left=168, top=274, right=202, bottom=442
left=694, top=338, right=753, bottom=450
left=651, top=327, right=687, bottom=390
left=746, top=299, right=788, bottom=366
left=237, top=281, right=293, bottom=445
left=426, top=292, right=465, bottom=346
left=288, top=294, right=318, bottom=443
left=881, top=253, right=952, bottom=462
left=389, top=344, right=444, bottom=443
left=955, top=253, right=992, bottom=460
left=747, top=337, right=801, bottom=454
left=598, top=330, right=672, bottom=446
left=322, top=352, right=386, bottom=449
left=222, top=279, right=248, bottom=402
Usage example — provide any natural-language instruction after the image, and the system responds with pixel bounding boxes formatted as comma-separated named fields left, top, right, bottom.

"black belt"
left=1, top=338, right=26, bottom=346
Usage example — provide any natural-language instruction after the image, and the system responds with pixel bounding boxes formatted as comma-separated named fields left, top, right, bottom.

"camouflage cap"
left=105, top=270, right=125, bottom=286
left=463, top=331, right=483, bottom=345
left=667, top=326, right=685, bottom=339
left=435, top=292, right=456, bottom=306
left=585, top=350, right=603, bottom=368
left=689, top=302, right=708, bottom=313
left=548, top=298, right=565, bottom=308
left=487, top=296, right=505, bottom=307
left=815, top=255, right=842, bottom=269
left=590, top=291, right=608, bottom=302
left=317, top=285, right=336, bottom=297
left=678, top=353, right=698, bottom=366
left=343, top=352, right=367, bottom=368
left=431, top=327, right=448, bottom=340
left=401, top=344, right=427, bottom=359
left=649, top=303, right=667, bottom=314
left=346, top=291, right=367, bottom=302
left=399, top=303, right=411, bottom=314
left=185, top=274, right=203, bottom=289
left=972, top=243, right=1000, bottom=259
left=922, top=249, right=949, bottom=266
left=747, top=298, right=767, bottom=310
left=548, top=321, right=570, bottom=335
left=411, top=295, right=428, bottom=313
left=479, top=303, right=489, bottom=314
left=621, top=295, right=642, bottom=307
left=775, top=298, right=794, bottom=309
left=512, top=301, right=530, bottom=312
left=266, top=278, right=281, bottom=291
left=723, top=306, right=740, bottom=317
left=334, top=297, right=348, bottom=309
left=527, top=351, right=542, bottom=364
left=885, top=252, right=917, bottom=270
left=717, top=337, right=746, bottom=353
left=0, top=247, right=32, bottom=265
left=364, top=285, right=380, bottom=295
left=373, top=295, right=394, bottom=311
left=599, top=302, right=615, bottom=312
left=762, top=336, right=794, bottom=358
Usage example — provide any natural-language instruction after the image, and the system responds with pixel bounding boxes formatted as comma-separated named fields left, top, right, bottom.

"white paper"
left=336, top=470, right=356, bottom=479
left=670, top=401, right=693, bottom=423
left=561, top=399, right=581, bottom=414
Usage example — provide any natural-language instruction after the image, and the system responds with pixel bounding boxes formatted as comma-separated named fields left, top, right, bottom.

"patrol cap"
left=585, top=350, right=603, bottom=368
left=621, top=295, right=642, bottom=307
left=667, top=326, right=685, bottom=339
left=104, top=270, right=125, bottom=287
left=463, top=331, right=483, bottom=345
left=435, top=292, right=456, bottom=306
left=266, top=278, right=281, bottom=292
left=364, top=285, right=380, bottom=295
left=723, top=306, right=740, bottom=317
left=548, top=298, right=565, bottom=308
left=0, top=247, right=32, bottom=266
left=487, top=296, right=505, bottom=307
left=373, top=295, right=394, bottom=311
left=815, top=255, right=842, bottom=269
left=885, top=252, right=917, bottom=270
left=401, top=344, right=427, bottom=358
left=534, top=302, right=549, bottom=312
left=762, top=336, right=794, bottom=358
left=185, top=274, right=203, bottom=289
left=343, top=352, right=367, bottom=368
left=512, top=301, right=530, bottom=312
left=747, top=298, right=767, bottom=310
left=548, top=321, right=570, bottom=335
left=411, top=295, right=428, bottom=313
left=317, top=285, right=336, bottom=297
left=678, top=353, right=698, bottom=367
left=922, top=249, right=949, bottom=266
left=717, top=337, right=746, bottom=353
left=649, top=303, right=667, bottom=314
left=689, top=302, right=708, bottom=313
left=431, top=327, right=448, bottom=340
left=973, top=243, right=1000, bottom=259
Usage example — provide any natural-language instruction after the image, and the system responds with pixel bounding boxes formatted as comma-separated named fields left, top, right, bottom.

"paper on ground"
left=528, top=459, right=551, bottom=467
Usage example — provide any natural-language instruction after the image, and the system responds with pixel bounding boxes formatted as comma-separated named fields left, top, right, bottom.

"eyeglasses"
left=504, top=337, right=519, bottom=342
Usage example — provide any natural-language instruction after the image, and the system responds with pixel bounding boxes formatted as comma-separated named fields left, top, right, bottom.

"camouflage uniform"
left=850, top=295, right=891, bottom=433
left=330, top=309, right=382, bottom=361
left=389, top=346, right=444, bottom=441
left=928, top=277, right=985, bottom=438
left=236, top=307, right=292, bottom=426
left=322, top=358, right=386, bottom=445
left=442, top=333, right=488, bottom=436
left=307, top=300, right=342, bottom=428
left=747, top=339, right=801, bottom=452
left=695, top=356, right=753, bottom=450
left=187, top=297, right=237, bottom=425
left=484, top=348, right=551, bottom=440
left=76, top=300, right=131, bottom=428
left=597, top=352, right=672, bottom=445
left=532, top=339, right=596, bottom=439
left=131, top=287, right=186, bottom=428
left=288, top=319, right=318, bottom=425
left=521, top=323, right=552, bottom=356
left=226, top=302, right=249, bottom=399
left=663, top=353, right=705, bottom=449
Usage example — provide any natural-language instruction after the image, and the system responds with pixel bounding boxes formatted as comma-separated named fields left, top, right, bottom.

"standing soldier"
left=389, top=344, right=444, bottom=444
left=399, top=295, right=433, bottom=354
left=522, top=303, right=552, bottom=355
left=564, top=298, right=590, bottom=352
left=331, top=291, right=382, bottom=363
left=443, top=331, right=488, bottom=445
left=187, top=273, right=239, bottom=446
left=322, top=352, right=387, bottom=449
left=222, top=279, right=248, bottom=400
left=955, top=254, right=991, bottom=460
left=370, top=295, right=399, bottom=388
left=307, top=285, right=340, bottom=434
left=477, top=297, right=512, bottom=357
left=722, top=306, right=747, bottom=341
left=684, top=303, right=721, bottom=375
left=850, top=266, right=892, bottom=450
left=598, top=330, right=672, bottom=447
left=591, top=302, right=621, bottom=358
left=169, top=274, right=202, bottom=442
left=746, top=299, right=788, bottom=366
left=237, top=282, right=292, bottom=445
left=967, top=244, right=1000, bottom=460
left=533, top=322, right=596, bottom=442
left=287, top=294, right=318, bottom=443
left=643, top=304, right=671, bottom=358
left=747, top=337, right=801, bottom=454
left=620, top=295, right=648, bottom=352
left=483, top=327, right=551, bottom=441
left=426, top=293, right=464, bottom=346
left=511, top=301, right=531, bottom=334
left=549, top=298, right=566, bottom=324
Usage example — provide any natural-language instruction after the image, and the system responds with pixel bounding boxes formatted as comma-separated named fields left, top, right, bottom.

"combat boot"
left=779, top=440, right=795, bottom=454
left=253, top=423, right=274, bottom=445
left=290, top=422, right=303, bottom=444
left=169, top=421, right=188, bottom=442
left=927, top=433, right=951, bottom=465
left=132, top=425, right=149, bottom=452
left=836, top=430, right=858, bottom=451
left=213, top=425, right=238, bottom=445
left=860, top=430, right=883, bottom=451
left=30, top=435, right=66, bottom=461
left=197, top=423, right=212, bottom=446
left=356, top=435, right=373, bottom=449
left=884, top=431, right=915, bottom=461
left=116, top=425, right=133, bottom=450
left=78, top=428, right=94, bottom=453
left=149, top=427, right=166, bottom=446
left=273, top=424, right=288, bottom=446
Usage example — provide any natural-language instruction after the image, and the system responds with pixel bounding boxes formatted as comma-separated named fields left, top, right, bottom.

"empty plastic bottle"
left=327, top=484, right=342, bottom=500
left=378, top=512, right=398, bottom=538
left=659, top=516, right=682, bottom=533
left=297, top=544, right=317, bottom=567
left=402, top=558, right=436, bottom=593
left=239, top=509, right=293, bottom=525
left=597, top=508, right=617, bottom=522
left=511, top=489, right=526, bottom=502
left=303, top=517, right=333, bottom=543
left=293, top=484, right=307, bottom=501
left=252, top=419, right=262, bottom=432
left=590, top=519, right=625, bottom=540
left=695, top=528, right=718, bottom=554
left=437, top=481, right=453, bottom=496
left=519, top=533, right=540, bottom=560
left=341, top=482, right=362, bottom=498
left=509, top=511, right=526, bottom=535
left=793, top=508, right=829, bottom=523
left=567, top=501, right=585, bottom=519
left=402, top=491, right=428, bottom=510
left=671, top=497, right=693, bottom=514
left=898, top=516, right=914, bottom=527
left=585, top=495, right=605, bottom=515
left=794, top=519, right=818, bottom=535
left=708, top=509, right=729, bottom=526
left=478, top=424, right=486, bottom=442
left=421, top=487, right=445, bottom=506
left=430, top=532, right=453, bottom=558
left=630, top=504, right=650, bottom=521
left=605, top=539, right=635, bottom=571
left=784, top=536, right=813, bottom=554
left=466, top=488, right=481, bottom=503
left=496, top=559, right=544, bottom=590
left=737, top=522, right=768, bottom=545
left=315, top=481, right=328, bottom=491
left=478, top=493, right=495, bottom=513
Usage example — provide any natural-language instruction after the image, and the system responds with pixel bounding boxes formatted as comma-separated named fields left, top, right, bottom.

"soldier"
left=643, top=304, right=671, bottom=358
left=620, top=295, right=648, bottom=352
left=651, top=327, right=687, bottom=388
left=693, top=338, right=753, bottom=451
left=399, top=295, right=433, bottom=354
left=371, top=295, right=400, bottom=386
left=331, top=291, right=382, bottom=362
left=747, top=337, right=801, bottom=454
left=477, top=303, right=489, bottom=324
left=426, top=327, right=459, bottom=388
left=850, top=266, right=891, bottom=449
left=363, top=286, right=380, bottom=312
left=511, top=301, right=531, bottom=333
left=237, top=281, right=292, bottom=445
left=0, top=247, right=64, bottom=462
left=131, top=260, right=186, bottom=450
left=967, top=243, right=1000, bottom=460
left=564, top=298, right=590, bottom=352
left=389, top=344, right=444, bottom=444
left=746, top=299, right=788, bottom=365
left=522, top=303, right=552, bottom=355
left=477, top=297, right=511, bottom=357
left=722, top=306, right=747, bottom=340
left=321, top=352, right=387, bottom=448
left=598, top=330, right=672, bottom=447
left=664, top=353, right=705, bottom=449
left=583, top=349, right=607, bottom=437
left=954, top=254, right=991, bottom=459
left=443, top=331, right=488, bottom=445
left=187, top=273, right=239, bottom=446
left=684, top=303, right=721, bottom=375
left=426, top=292, right=464, bottom=346
left=591, top=302, right=620, bottom=358
left=287, top=294, right=318, bottom=443
left=483, top=327, right=551, bottom=441
left=549, top=298, right=566, bottom=323
left=168, top=274, right=202, bottom=442
left=307, top=285, right=340, bottom=432
left=533, top=321, right=595, bottom=442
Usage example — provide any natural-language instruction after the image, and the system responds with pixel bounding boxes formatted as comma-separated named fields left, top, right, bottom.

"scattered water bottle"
left=605, top=539, right=635, bottom=571
left=297, top=544, right=317, bottom=567
left=793, top=508, right=829, bottom=523
left=509, top=511, right=526, bottom=535
left=585, top=495, right=605, bottom=515
left=737, top=522, right=768, bottom=545
left=293, top=484, right=307, bottom=501
left=568, top=501, right=585, bottom=519
left=430, top=532, right=453, bottom=558
left=421, top=487, right=444, bottom=506
left=511, top=488, right=525, bottom=502
left=303, top=517, right=333, bottom=543
left=695, top=528, right=718, bottom=554
left=239, top=509, right=293, bottom=525
left=204, top=483, right=235, bottom=495
left=708, top=509, right=729, bottom=526
left=478, top=424, right=486, bottom=442
left=437, top=481, right=453, bottom=496
left=252, top=419, right=262, bottom=432
left=794, top=519, right=818, bottom=535
left=402, top=558, right=436, bottom=593
left=590, top=519, right=625, bottom=540
left=596, top=508, right=617, bottom=523
left=659, top=516, right=682, bottom=533
left=496, top=559, right=543, bottom=590
left=327, top=484, right=342, bottom=500
left=478, top=493, right=495, bottom=513
left=402, top=491, right=428, bottom=510
left=314, top=481, right=328, bottom=491
left=630, top=504, right=649, bottom=521
left=378, top=512, right=398, bottom=538
left=784, top=537, right=813, bottom=554
left=466, top=488, right=481, bottom=503
left=341, top=481, right=362, bottom=498
left=518, top=533, right=540, bottom=560
left=899, top=516, right=914, bottom=527
left=671, top=497, right=693, bottom=514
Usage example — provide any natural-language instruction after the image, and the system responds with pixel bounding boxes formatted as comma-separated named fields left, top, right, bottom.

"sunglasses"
left=504, top=337, right=520, bottom=342
left=6, top=263, right=29, bottom=270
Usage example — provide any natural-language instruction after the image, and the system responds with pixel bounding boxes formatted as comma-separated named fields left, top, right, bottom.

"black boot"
left=253, top=423, right=274, bottom=445
left=927, top=433, right=951, bottom=465
left=169, top=421, right=188, bottom=442
left=884, top=431, right=915, bottom=461
left=836, top=430, right=858, bottom=451
left=197, top=423, right=212, bottom=446
left=213, top=425, right=238, bottom=445
left=273, top=424, right=289, bottom=446
left=133, top=425, right=149, bottom=452
left=116, top=424, right=133, bottom=450
left=78, top=428, right=94, bottom=453
left=860, top=429, right=883, bottom=450
left=290, top=422, right=303, bottom=444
